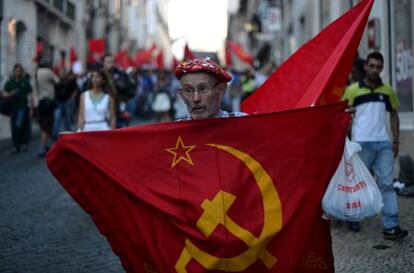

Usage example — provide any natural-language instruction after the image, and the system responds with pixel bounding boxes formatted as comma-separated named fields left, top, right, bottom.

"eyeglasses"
left=179, top=82, right=219, bottom=96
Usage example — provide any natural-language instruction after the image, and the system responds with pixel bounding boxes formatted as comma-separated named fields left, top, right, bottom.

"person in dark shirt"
left=53, top=69, right=79, bottom=137
left=0, top=64, right=33, bottom=153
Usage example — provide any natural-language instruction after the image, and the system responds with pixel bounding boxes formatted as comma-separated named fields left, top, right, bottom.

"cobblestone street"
left=0, top=138, right=413, bottom=273
left=331, top=196, right=413, bottom=272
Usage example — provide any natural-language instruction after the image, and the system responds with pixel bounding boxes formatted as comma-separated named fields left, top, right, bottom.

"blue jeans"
left=53, top=100, right=74, bottom=138
left=10, top=106, right=29, bottom=148
left=357, top=141, right=400, bottom=229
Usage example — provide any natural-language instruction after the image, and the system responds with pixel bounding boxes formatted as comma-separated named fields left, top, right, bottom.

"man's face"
left=364, top=58, right=383, bottom=82
left=103, top=56, right=114, bottom=71
left=179, top=73, right=225, bottom=120
left=14, top=67, right=23, bottom=78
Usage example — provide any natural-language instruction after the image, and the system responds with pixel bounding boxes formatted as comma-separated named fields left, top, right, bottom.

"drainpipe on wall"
left=0, top=0, right=3, bottom=83
left=387, top=0, right=393, bottom=88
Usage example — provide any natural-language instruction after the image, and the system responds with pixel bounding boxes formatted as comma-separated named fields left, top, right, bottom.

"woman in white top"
left=77, top=70, right=116, bottom=132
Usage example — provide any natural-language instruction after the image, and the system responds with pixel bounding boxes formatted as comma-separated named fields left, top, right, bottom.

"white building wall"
left=155, top=0, right=172, bottom=67
left=0, top=0, right=37, bottom=83
left=71, top=3, right=87, bottom=72
left=0, top=0, right=87, bottom=140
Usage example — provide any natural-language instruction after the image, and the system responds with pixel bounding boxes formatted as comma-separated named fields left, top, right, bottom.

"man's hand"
left=29, top=107, right=35, bottom=118
left=392, top=141, right=399, bottom=158
left=0, top=89, right=16, bottom=98
left=344, top=106, right=355, bottom=138
left=345, top=106, right=356, bottom=117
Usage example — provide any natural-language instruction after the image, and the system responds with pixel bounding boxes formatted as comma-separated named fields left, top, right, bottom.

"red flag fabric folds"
left=47, top=103, right=349, bottom=273
left=239, top=2, right=374, bottom=272
left=241, top=0, right=374, bottom=113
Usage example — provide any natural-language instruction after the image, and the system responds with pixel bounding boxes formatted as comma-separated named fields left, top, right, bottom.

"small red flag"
left=134, top=45, right=157, bottom=67
left=115, top=49, right=134, bottom=69
left=227, top=40, right=254, bottom=65
left=33, top=40, right=44, bottom=63
left=70, top=47, right=78, bottom=65
left=47, top=103, right=349, bottom=273
left=156, top=50, right=165, bottom=70
left=184, top=43, right=195, bottom=60
left=86, top=53, right=98, bottom=66
left=134, top=50, right=149, bottom=67
left=241, top=0, right=374, bottom=113
left=88, top=38, right=105, bottom=55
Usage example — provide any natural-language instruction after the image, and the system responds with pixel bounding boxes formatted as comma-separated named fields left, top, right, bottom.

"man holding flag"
left=46, top=1, right=377, bottom=272
left=48, top=57, right=349, bottom=272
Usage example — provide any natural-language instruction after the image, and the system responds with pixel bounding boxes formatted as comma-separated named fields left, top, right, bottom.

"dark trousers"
left=10, top=106, right=29, bottom=148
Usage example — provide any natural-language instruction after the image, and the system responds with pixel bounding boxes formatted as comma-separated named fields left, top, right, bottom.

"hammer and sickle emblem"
left=175, top=144, right=283, bottom=272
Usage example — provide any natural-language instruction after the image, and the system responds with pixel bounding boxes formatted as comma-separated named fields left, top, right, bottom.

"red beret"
left=174, top=58, right=232, bottom=83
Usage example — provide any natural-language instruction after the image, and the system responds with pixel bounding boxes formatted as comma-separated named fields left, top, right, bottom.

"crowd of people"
left=0, top=54, right=275, bottom=158
left=0, top=52, right=409, bottom=242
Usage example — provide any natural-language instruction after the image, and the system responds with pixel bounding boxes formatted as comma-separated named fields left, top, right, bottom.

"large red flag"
left=47, top=102, right=349, bottom=273
left=241, top=0, right=374, bottom=113
left=240, top=1, right=374, bottom=272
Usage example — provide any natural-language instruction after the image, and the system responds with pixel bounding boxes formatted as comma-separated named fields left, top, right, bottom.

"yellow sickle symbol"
left=175, top=144, right=283, bottom=272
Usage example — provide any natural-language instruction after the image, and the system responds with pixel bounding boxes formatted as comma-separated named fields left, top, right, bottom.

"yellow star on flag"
left=165, top=136, right=197, bottom=168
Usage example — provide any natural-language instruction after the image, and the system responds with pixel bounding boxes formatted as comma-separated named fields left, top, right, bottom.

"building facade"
left=0, top=0, right=86, bottom=140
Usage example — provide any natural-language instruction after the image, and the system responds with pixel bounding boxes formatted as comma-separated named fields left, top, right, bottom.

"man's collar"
left=359, top=78, right=384, bottom=89
left=186, top=110, right=225, bottom=120
left=185, top=110, right=247, bottom=120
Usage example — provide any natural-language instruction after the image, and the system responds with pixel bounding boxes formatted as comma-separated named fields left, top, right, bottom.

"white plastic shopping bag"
left=322, top=138, right=383, bottom=221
